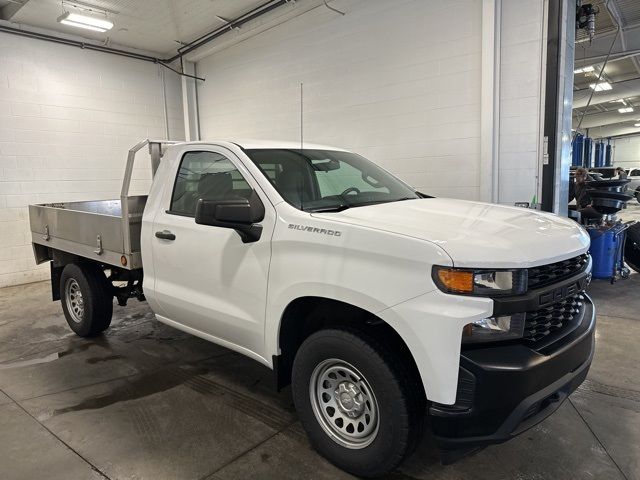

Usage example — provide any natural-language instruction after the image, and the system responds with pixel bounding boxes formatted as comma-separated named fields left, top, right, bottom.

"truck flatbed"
left=29, top=139, right=181, bottom=271
left=29, top=197, right=147, bottom=270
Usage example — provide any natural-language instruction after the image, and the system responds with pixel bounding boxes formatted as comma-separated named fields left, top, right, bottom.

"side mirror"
left=195, top=191, right=265, bottom=243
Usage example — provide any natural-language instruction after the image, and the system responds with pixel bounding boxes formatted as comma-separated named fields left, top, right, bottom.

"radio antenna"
left=300, top=82, right=304, bottom=151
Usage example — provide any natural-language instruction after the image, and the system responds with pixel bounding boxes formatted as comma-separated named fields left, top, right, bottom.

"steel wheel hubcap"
left=65, top=278, right=84, bottom=323
left=309, top=359, right=379, bottom=449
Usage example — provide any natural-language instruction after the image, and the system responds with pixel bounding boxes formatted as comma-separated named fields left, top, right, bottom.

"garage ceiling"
left=573, top=0, right=640, bottom=138
left=1, top=0, right=267, bottom=55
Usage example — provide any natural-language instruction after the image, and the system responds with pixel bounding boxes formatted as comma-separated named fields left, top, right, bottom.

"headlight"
left=432, top=266, right=528, bottom=296
left=462, top=313, right=526, bottom=344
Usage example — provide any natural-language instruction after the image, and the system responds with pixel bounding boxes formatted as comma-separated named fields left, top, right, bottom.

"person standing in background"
left=569, top=168, right=601, bottom=222
left=572, top=168, right=592, bottom=208
left=616, top=167, right=628, bottom=180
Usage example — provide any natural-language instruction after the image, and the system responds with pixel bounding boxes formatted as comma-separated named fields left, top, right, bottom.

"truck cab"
left=30, top=140, right=595, bottom=478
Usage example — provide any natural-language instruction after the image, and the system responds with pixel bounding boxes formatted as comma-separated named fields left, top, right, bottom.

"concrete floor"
left=1, top=209, right=639, bottom=479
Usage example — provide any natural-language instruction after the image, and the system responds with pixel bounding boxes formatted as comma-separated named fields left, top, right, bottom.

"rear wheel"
left=60, top=263, right=113, bottom=337
left=292, top=328, right=424, bottom=477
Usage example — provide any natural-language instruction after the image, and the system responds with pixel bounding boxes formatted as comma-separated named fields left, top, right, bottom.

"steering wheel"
left=340, top=187, right=361, bottom=197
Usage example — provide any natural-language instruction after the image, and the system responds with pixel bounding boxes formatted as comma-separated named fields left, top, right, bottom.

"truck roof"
left=174, top=139, right=349, bottom=151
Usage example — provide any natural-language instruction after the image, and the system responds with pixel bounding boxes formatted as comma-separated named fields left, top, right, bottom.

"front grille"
left=527, top=254, right=589, bottom=290
left=523, top=293, right=585, bottom=347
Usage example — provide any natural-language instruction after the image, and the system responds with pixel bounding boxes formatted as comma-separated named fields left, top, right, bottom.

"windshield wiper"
left=308, top=196, right=420, bottom=212
left=308, top=204, right=351, bottom=213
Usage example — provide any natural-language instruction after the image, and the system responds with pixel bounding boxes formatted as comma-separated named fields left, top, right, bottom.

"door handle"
left=155, top=230, right=176, bottom=241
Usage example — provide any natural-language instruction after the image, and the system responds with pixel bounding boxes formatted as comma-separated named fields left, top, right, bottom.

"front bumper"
left=429, top=294, right=595, bottom=450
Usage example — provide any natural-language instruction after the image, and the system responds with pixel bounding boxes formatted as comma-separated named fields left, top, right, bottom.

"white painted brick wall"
left=0, top=0, right=548, bottom=287
left=0, top=32, right=185, bottom=287
left=498, top=0, right=545, bottom=205
left=196, top=0, right=483, bottom=200
left=612, top=136, right=640, bottom=168
left=195, top=0, right=546, bottom=206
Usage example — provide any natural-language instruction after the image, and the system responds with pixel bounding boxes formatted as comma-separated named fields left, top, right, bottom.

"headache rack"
left=29, top=140, right=181, bottom=270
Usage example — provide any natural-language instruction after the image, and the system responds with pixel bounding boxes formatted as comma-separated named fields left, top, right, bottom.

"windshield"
left=244, top=149, right=421, bottom=211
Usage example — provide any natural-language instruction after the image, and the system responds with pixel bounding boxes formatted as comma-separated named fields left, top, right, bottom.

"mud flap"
left=50, top=262, right=63, bottom=301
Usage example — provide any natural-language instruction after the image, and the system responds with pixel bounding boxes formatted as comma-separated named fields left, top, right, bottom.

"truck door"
left=150, top=146, right=275, bottom=358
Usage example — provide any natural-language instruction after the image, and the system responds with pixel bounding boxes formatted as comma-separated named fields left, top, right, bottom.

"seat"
left=173, top=172, right=234, bottom=215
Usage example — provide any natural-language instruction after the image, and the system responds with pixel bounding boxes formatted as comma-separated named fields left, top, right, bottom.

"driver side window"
left=170, top=151, right=251, bottom=217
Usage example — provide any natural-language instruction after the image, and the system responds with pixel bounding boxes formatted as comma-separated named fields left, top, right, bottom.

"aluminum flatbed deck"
left=29, top=140, right=181, bottom=270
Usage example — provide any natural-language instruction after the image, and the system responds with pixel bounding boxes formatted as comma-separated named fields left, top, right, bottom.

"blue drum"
left=587, top=223, right=628, bottom=280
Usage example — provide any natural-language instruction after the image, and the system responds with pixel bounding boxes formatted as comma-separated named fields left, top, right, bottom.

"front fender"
left=377, top=290, right=493, bottom=404
left=264, top=206, right=456, bottom=375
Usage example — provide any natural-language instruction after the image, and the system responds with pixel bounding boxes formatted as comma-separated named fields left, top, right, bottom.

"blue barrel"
left=584, top=137, right=593, bottom=167
left=605, top=143, right=613, bottom=166
left=588, top=225, right=624, bottom=279
left=572, top=134, right=584, bottom=166
left=594, top=141, right=605, bottom=167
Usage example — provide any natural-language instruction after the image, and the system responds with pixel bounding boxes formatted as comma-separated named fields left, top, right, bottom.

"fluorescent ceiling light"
left=57, top=12, right=113, bottom=32
left=59, top=19, right=107, bottom=32
left=618, top=107, right=634, bottom=113
left=635, top=123, right=640, bottom=127
left=590, top=82, right=612, bottom=91
left=574, top=65, right=595, bottom=74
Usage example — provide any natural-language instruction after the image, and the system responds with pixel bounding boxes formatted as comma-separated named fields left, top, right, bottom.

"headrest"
left=198, top=172, right=232, bottom=197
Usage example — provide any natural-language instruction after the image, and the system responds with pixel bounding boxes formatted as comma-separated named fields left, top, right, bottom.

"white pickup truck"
left=29, top=139, right=595, bottom=477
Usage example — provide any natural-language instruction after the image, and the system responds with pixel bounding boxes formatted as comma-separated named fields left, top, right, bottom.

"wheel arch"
left=44, top=249, right=140, bottom=305
left=274, top=296, right=425, bottom=401
left=48, top=249, right=99, bottom=301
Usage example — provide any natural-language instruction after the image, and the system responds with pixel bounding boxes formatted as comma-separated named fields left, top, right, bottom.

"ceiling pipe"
left=575, top=48, right=640, bottom=66
left=586, top=124, right=640, bottom=139
left=165, top=0, right=290, bottom=63
left=604, top=0, right=640, bottom=75
left=0, top=0, right=293, bottom=80
left=574, top=27, right=620, bottom=133
left=573, top=77, right=640, bottom=108
left=0, top=23, right=206, bottom=80
left=0, top=22, right=157, bottom=61
left=572, top=109, right=639, bottom=129
left=605, top=131, right=640, bottom=140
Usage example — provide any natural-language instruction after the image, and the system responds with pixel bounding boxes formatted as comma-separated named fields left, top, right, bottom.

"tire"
left=625, top=223, right=640, bottom=273
left=60, top=263, right=113, bottom=337
left=292, top=328, right=424, bottom=478
left=636, top=188, right=640, bottom=203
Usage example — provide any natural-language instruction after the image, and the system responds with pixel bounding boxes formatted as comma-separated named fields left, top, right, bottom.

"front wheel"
left=292, top=329, right=424, bottom=477
left=60, top=263, right=113, bottom=337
